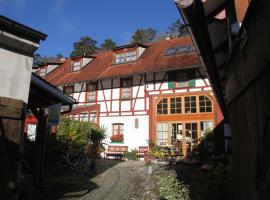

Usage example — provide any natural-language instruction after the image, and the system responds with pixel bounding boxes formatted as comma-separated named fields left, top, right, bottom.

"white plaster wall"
left=0, top=48, right=32, bottom=103
left=121, top=101, right=131, bottom=111
left=97, top=90, right=104, bottom=101
left=112, top=88, right=120, bottom=100
left=100, top=115, right=149, bottom=150
left=138, top=47, right=146, bottom=58
left=104, top=89, right=111, bottom=100
left=100, top=102, right=107, bottom=112
left=134, top=99, right=145, bottom=110
left=196, top=79, right=206, bottom=87
left=82, top=58, right=92, bottom=66
left=78, top=92, right=86, bottom=102
left=112, top=100, right=119, bottom=111
left=47, top=64, right=58, bottom=74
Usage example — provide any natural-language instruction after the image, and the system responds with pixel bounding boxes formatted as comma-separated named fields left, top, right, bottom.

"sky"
left=0, top=0, right=181, bottom=57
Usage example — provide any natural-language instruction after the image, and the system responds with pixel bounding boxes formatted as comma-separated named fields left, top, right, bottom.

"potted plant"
left=144, top=153, right=153, bottom=174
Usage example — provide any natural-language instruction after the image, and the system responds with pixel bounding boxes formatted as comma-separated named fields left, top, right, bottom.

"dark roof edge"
left=113, top=43, right=148, bottom=51
left=0, top=15, right=47, bottom=41
left=31, top=73, right=76, bottom=105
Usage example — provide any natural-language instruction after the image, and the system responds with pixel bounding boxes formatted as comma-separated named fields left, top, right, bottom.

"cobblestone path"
left=60, top=160, right=158, bottom=200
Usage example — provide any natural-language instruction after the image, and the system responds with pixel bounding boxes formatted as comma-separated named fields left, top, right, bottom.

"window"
left=170, top=97, right=182, bottom=114
left=63, top=85, right=74, bottom=94
left=185, top=123, right=198, bottom=153
left=135, top=118, right=139, bottom=129
left=164, top=45, right=196, bottom=56
left=115, top=51, right=137, bottom=64
left=157, top=98, right=168, bottom=114
left=199, top=95, right=212, bottom=112
left=115, top=53, right=125, bottom=64
left=89, top=112, right=97, bottom=123
left=157, top=123, right=169, bottom=146
left=87, top=82, right=97, bottom=102
left=72, top=61, right=81, bottom=71
left=126, top=51, right=137, bottom=62
left=121, top=78, right=132, bottom=99
left=200, top=121, right=214, bottom=137
left=80, top=112, right=88, bottom=122
left=184, top=96, right=197, bottom=113
left=72, top=115, right=79, bottom=121
left=112, top=123, right=124, bottom=135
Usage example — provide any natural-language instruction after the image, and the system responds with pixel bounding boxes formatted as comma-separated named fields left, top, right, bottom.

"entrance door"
left=171, top=123, right=183, bottom=153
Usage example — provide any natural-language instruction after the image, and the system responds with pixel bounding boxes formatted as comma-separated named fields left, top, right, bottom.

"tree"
left=166, top=19, right=189, bottom=37
left=100, top=39, right=117, bottom=51
left=130, top=28, right=157, bottom=44
left=70, top=36, right=98, bottom=57
left=56, top=53, right=64, bottom=58
left=33, top=53, right=43, bottom=66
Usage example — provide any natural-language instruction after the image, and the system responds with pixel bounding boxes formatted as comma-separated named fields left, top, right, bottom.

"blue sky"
left=0, top=0, right=181, bottom=57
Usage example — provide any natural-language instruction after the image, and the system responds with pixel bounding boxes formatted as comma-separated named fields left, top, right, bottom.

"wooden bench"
left=105, top=145, right=128, bottom=159
left=136, top=146, right=149, bottom=159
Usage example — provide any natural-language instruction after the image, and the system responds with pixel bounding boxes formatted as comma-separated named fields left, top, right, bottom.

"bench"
left=105, top=145, right=128, bottom=159
left=136, top=146, right=149, bottom=159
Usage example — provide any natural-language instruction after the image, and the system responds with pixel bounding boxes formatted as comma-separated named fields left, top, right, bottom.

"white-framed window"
left=126, top=51, right=137, bottom=62
left=89, top=112, right=97, bottom=123
left=115, top=51, right=137, bottom=64
left=157, top=123, right=169, bottom=146
left=121, top=78, right=132, bottom=99
left=72, top=61, right=81, bottom=71
left=87, top=82, right=97, bottom=102
left=115, top=53, right=125, bottom=64
left=112, top=123, right=124, bottom=135
left=80, top=112, right=88, bottom=122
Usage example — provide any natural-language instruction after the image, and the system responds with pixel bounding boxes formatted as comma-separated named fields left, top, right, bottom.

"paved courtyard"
left=21, top=160, right=159, bottom=200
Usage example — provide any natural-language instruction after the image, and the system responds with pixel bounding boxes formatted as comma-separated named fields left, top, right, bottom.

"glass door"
left=171, top=123, right=183, bottom=153
left=185, top=123, right=198, bottom=154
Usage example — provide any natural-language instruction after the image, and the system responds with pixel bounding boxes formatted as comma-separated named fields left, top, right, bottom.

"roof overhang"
left=0, top=15, right=47, bottom=56
left=175, top=0, right=236, bottom=116
left=29, top=73, right=76, bottom=108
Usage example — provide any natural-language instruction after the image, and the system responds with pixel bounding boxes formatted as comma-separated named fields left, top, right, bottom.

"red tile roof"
left=46, top=36, right=201, bottom=85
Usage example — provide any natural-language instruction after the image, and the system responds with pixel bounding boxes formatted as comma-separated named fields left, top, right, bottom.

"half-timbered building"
left=38, top=36, right=223, bottom=156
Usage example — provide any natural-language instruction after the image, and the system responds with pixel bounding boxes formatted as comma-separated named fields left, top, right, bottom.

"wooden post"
left=33, top=108, right=47, bottom=189
left=0, top=97, right=26, bottom=200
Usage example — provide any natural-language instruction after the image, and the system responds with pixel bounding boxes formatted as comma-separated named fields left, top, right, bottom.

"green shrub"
left=156, top=175, right=190, bottom=200
left=124, top=149, right=137, bottom=160
left=57, top=117, right=92, bottom=148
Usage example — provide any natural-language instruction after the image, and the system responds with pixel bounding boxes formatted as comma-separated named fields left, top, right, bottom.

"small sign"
left=48, top=103, right=62, bottom=126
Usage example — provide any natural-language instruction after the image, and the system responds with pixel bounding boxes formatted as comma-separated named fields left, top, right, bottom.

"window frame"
left=89, top=112, right=97, bottom=123
left=63, top=84, right=74, bottom=95
left=120, top=78, right=132, bottom=99
left=72, top=61, right=82, bottom=71
left=112, top=123, right=124, bottom=136
left=156, top=94, right=213, bottom=115
left=114, top=49, right=137, bottom=64
left=86, top=81, right=98, bottom=102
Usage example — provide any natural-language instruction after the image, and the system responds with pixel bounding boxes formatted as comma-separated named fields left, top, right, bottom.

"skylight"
left=164, top=44, right=197, bottom=56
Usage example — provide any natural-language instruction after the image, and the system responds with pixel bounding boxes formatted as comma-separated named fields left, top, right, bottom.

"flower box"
left=110, top=134, right=124, bottom=143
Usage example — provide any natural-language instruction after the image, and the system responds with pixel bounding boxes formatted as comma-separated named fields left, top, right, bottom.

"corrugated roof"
left=45, top=36, right=201, bottom=85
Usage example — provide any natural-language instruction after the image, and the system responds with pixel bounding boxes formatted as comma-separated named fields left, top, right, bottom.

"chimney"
left=165, top=34, right=172, bottom=40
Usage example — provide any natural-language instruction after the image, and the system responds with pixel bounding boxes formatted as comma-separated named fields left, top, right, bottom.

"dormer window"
left=115, top=50, right=137, bottom=64
left=72, top=61, right=81, bottom=71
